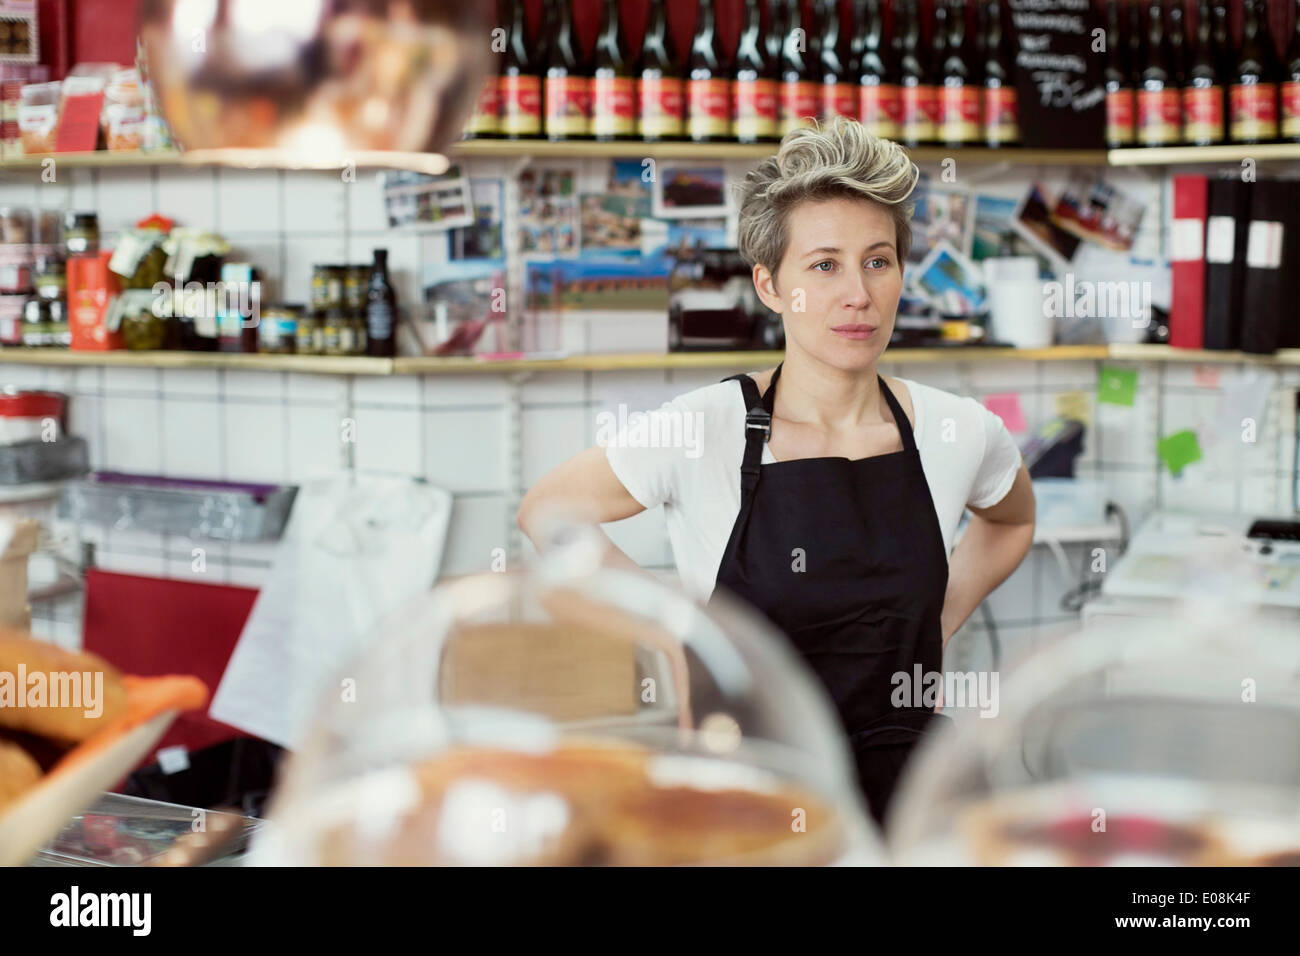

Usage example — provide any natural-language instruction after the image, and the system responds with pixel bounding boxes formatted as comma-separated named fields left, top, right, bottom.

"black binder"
left=1239, top=178, right=1297, bottom=355
left=1202, top=177, right=1251, bottom=351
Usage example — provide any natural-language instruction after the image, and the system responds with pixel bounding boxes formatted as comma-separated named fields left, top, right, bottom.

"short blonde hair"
left=736, top=117, right=919, bottom=282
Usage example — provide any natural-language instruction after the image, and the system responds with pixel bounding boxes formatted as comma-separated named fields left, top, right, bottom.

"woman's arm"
left=516, top=446, right=648, bottom=572
left=940, top=463, right=1036, bottom=648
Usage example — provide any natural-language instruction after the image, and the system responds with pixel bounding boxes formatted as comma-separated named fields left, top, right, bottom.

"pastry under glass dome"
left=888, top=538, right=1300, bottom=866
left=251, top=521, right=884, bottom=866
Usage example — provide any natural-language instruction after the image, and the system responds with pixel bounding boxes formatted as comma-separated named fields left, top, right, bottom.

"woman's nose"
left=842, top=269, right=871, bottom=309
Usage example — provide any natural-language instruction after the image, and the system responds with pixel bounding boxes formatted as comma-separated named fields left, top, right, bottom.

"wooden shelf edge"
left=1, top=343, right=1293, bottom=374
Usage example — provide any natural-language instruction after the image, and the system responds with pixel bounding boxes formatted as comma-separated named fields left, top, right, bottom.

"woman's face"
left=754, top=197, right=902, bottom=372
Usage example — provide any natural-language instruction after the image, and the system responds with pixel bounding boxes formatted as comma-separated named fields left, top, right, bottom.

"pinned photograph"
left=579, top=160, right=653, bottom=255
left=912, top=240, right=988, bottom=315
left=652, top=164, right=729, bottom=219
left=1049, top=171, right=1146, bottom=253
left=908, top=174, right=973, bottom=266
left=381, top=166, right=474, bottom=231
left=448, top=177, right=506, bottom=262
left=1011, top=182, right=1082, bottom=273
left=519, top=166, right=579, bottom=257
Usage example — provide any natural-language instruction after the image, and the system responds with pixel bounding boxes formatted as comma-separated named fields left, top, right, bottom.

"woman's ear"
left=753, top=263, right=783, bottom=316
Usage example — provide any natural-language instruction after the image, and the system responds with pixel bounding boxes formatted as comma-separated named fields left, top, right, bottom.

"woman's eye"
left=867, top=256, right=890, bottom=270
left=812, top=261, right=834, bottom=272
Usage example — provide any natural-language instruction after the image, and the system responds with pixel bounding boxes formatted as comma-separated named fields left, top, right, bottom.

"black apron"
left=708, top=362, right=953, bottom=827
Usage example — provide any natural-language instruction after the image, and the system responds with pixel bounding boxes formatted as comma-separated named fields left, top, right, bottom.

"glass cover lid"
left=253, top=521, right=884, bottom=866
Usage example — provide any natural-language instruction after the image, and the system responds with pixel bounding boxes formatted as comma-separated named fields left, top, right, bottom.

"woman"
left=518, top=118, right=1035, bottom=826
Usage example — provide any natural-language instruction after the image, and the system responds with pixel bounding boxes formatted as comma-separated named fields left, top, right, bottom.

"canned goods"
left=258, top=304, right=302, bottom=354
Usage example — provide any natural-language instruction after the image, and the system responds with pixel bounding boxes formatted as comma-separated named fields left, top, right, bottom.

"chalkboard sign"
left=1007, top=0, right=1106, bottom=149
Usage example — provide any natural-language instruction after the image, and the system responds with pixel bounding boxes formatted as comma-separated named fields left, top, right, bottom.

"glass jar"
left=311, top=265, right=345, bottom=312
left=250, top=520, right=883, bottom=866
left=295, top=311, right=323, bottom=355
left=121, top=309, right=167, bottom=350
left=0, top=206, right=31, bottom=244
left=20, top=295, right=48, bottom=347
left=32, top=255, right=64, bottom=300
left=45, top=298, right=68, bottom=347
left=321, top=307, right=347, bottom=355
left=344, top=265, right=368, bottom=311
left=63, top=212, right=99, bottom=257
left=258, top=304, right=301, bottom=354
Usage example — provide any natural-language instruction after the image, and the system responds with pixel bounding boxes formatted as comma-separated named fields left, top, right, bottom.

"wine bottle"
left=1184, top=0, right=1225, bottom=145
left=1231, top=0, right=1281, bottom=144
left=981, top=0, right=1017, bottom=147
left=544, top=0, right=591, bottom=141
left=820, top=0, right=857, bottom=121
left=592, top=0, right=635, bottom=140
left=734, top=0, right=779, bottom=142
left=897, top=0, right=935, bottom=146
left=779, top=0, right=819, bottom=134
left=364, top=249, right=397, bottom=358
left=500, top=0, right=543, bottom=139
left=464, top=0, right=502, bottom=138
left=1285, top=0, right=1300, bottom=141
left=1137, top=0, right=1180, bottom=146
left=857, top=0, right=900, bottom=139
left=638, top=0, right=685, bottom=141
left=1103, top=0, right=1134, bottom=147
left=938, top=0, right=980, bottom=146
left=687, top=0, right=732, bottom=142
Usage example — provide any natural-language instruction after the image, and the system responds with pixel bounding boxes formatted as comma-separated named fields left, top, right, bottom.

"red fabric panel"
left=81, top=568, right=259, bottom=757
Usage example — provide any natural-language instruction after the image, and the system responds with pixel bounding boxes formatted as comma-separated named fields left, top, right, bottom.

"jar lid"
left=0, top=389, right=64, bottom=418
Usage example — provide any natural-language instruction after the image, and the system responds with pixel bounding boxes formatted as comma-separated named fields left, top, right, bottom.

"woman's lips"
left=831, top=324, right=878, bottom=341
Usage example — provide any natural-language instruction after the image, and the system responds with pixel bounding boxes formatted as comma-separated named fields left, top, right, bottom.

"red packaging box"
left=67, top=250, right=123, bottom=350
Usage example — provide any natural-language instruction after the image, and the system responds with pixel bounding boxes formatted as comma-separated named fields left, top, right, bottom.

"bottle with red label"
left=734, top=0, right=779, bottom=142
left=687, top=0, right=732, bottom=142
left=500, top=0, right=543, bottom=139
left=1282, top=0, right=1300, bottom=141
left=464, top=0, right=502, bottom=139
left=981, top=0, right=1017, bottom=147
left=1137, top=0, right=1180, bottom=146
left=544, top=0, right=592, bottom=141
left=1102, top=0, right=1133, bottom=147
left=896, top=0, right=935, bottom=146
left=857, top=0, right=899, bottom=139
left=592, top=0, right=635, bottom=140
left=939, top=0, right=980, bottom=147
left=1183, top=0, right=1225, bottom=145
left=1231, top=0, right=1281, bottom=144
left=779, top=0, right=820, bottom=134
left=819, top=0, right=857, bottom=122
left=638, top=0, right=685, bottom=141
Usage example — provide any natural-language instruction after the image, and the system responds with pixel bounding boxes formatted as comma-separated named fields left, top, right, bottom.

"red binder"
left=82, top=569, right=259, bottom=757
left=1169, top=175, right=1209, bottom=350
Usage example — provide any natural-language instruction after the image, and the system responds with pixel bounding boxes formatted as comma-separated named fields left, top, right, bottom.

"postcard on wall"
left=1010, top=182, right=1082, bottom=274
left=908, top=174, right=972, bottom=266
left=381, top=166, right=474, bottom=231
left=579, top=159, right=654, bottom=256
left=448, top=177, right=506, bottom=262
left=519, top=165, right=579, bottom=258
left=652, top=164, right=730, bottom=219
left=526, top=256, right=670, bottom=313
left=912, top=240, right=987, bottom=315
left=1049, top=171, right=1146, bottom=254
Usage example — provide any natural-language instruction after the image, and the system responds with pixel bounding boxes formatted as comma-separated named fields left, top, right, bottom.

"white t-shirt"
left=605, top=376, right=1023, bottom=602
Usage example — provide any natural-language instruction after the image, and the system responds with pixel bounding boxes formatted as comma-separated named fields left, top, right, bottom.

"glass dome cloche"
left=251, top=518, right=885, bottom=866
left=888, top=534, right=1300, bottom=867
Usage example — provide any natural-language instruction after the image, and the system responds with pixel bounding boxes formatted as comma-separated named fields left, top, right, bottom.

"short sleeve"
left=967, top=400, right=1023, bottom=510
left=602, top=398, right=694, bottom=509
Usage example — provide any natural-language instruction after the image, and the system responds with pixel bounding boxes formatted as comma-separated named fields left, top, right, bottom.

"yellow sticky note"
left=1056, top=390, right=1092, bottom=425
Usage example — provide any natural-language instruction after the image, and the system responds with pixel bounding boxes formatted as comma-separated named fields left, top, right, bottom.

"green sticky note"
left=1098, top=366, right=1137, bottom=406
left=1158, top=429, right=1203, bottom=476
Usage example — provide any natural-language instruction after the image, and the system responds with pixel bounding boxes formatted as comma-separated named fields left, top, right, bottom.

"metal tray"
left=60, top=472, right=298, bottom=542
